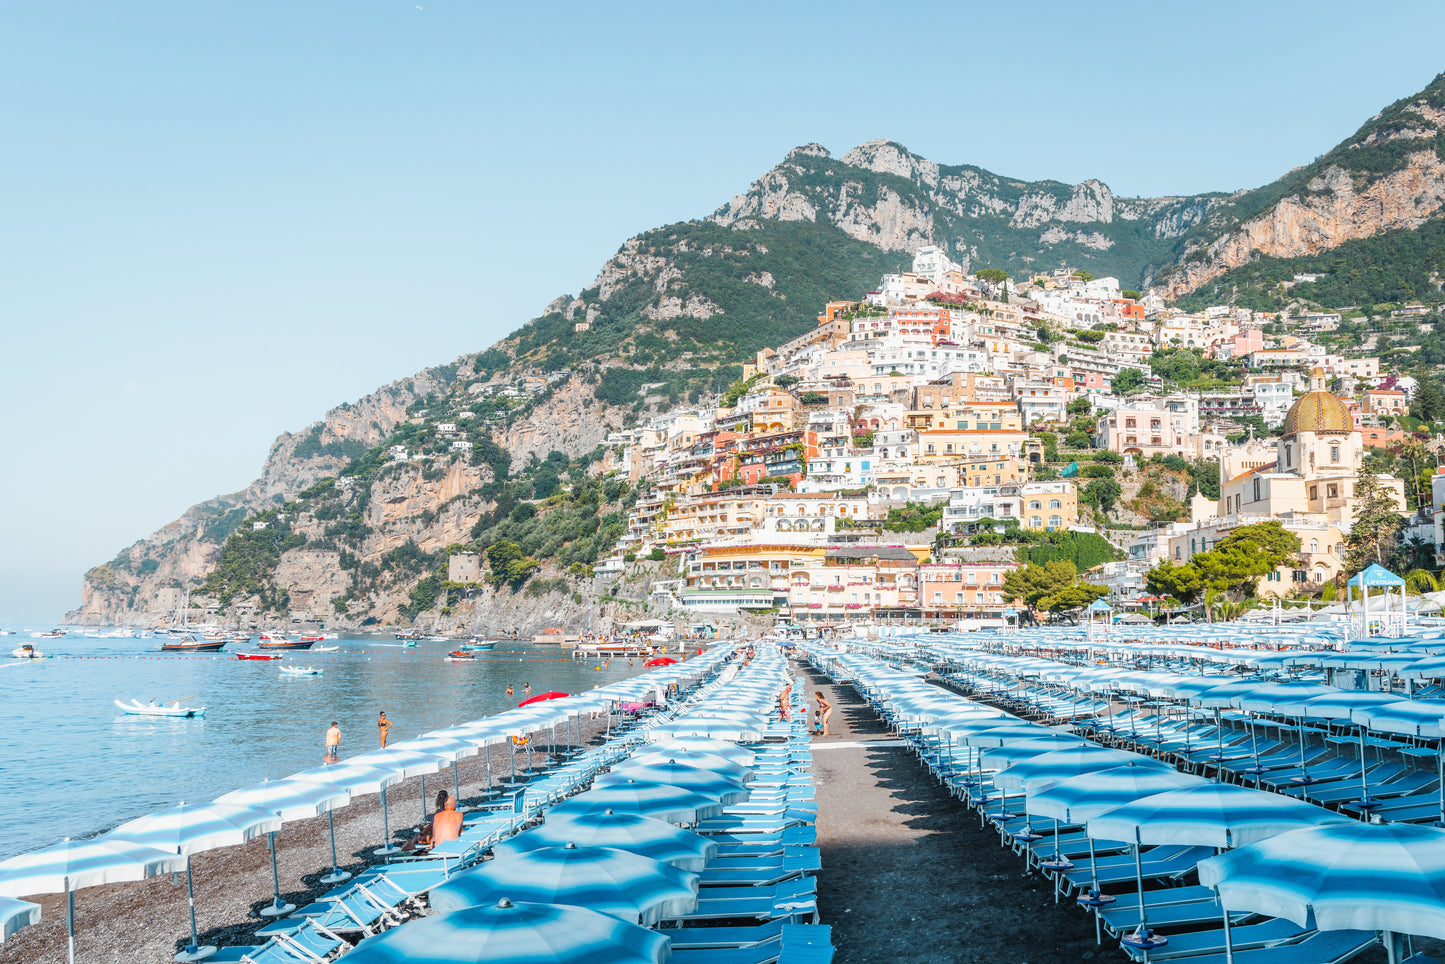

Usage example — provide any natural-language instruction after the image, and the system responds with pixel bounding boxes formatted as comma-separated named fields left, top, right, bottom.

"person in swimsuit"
left=505, top=684, right=514, bottom=697
left=778, top=683, right=793, bottom=722
left=378, top=711, right=392, bottom=748
left=404, top=792, right=463, bottom=851
left=814, top=692, right=832, bottom=736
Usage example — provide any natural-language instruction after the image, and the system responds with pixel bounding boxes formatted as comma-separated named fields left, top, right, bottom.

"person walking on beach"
left=378, top=711, right=392, bottom=748
left=814, top=691, right=832, bottom=737
left=778, top=682, right=793, bottom=723
left=324, top=721, right=341, bottom=763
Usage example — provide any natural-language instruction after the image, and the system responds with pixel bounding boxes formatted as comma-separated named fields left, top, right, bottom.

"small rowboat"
left=280, top=665, right=322, bottom=676
left=115, top=698, right=206, bottom=718
left=235, top=652, right=282, bottom=661
left=310, top=644, right=339, bottom=652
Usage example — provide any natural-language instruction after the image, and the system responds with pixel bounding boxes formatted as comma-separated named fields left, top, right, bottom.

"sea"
left=0, top=629, right=659, bottom=859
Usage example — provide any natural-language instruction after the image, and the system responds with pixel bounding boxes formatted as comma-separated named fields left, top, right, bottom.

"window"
left=1331, top=446, right=1340, bottom=463
left=1327, top=484, right=1338, bottom=499
left=1029, top=500, right=1042, bottom=510
left=1309, top=539, right=1319, bottom=553
left=1253, top=478, right=1262, bottom=502
left=1049, top=499, right=1062, bottom=509
left=1310, top=485, right=1318, bottom=500
left=1048, top=515, right=1062, bottom=528
left=1030, top=516, right=1042, bottom=528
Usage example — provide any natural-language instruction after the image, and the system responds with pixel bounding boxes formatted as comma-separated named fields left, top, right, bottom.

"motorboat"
left=11, top=644, right=47, bottom=659
left=160, top=636, right=227, bottom=653
left=445, top=651, right=478, bottom=662
left=115, top=698, right=206, bottom=718
left=280, top=665, right=322, bottom=676
left=461, top=637, right=497, bottom=651
left=310, top=644, right=339, bottom=652
left=37, top=630, right=65, bottom=639
left=235, top=652, right=282, bottom=661
left=256, top=636, right=315, bottom=651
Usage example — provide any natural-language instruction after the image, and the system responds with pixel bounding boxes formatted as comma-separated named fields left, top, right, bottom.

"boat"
left=235, top=652, right=283, bottom=661
left=296, top=635, right=326, bottom=643
left=461, top=637, right=497, bottom=651
left=159, top=636, right=227, bottom=653
left=11, top=644, right=47, bottom=659
left=394, top=630, right=424, bottom=641
left=280, top=665, right=322, bottom=676
left=36, top=630, right=64, bottom=639
left=114, top=698, right=206, bottom=718
left=255, top=636, right=315, bottom=651
left=446, top=650, right=478, bottom=662
left=310, top=644, right=339, bottom=652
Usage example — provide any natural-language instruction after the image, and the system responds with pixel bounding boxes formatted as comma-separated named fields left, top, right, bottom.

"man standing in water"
left=378, top=711, right=392, bottom=748
left=325, top=721, right=341, bottom=763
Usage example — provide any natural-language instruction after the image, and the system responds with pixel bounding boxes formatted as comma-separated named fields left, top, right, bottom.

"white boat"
left=311, top=644, right=339, bottom=652
left=11, top=645, right=47, bottom=659
left=114, top=698, right=206, bottom=718
left=280, top=665, right=323, bottom=676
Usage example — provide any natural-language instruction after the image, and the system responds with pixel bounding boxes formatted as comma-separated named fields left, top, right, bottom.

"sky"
left=2, top=1, right=1443, bottom=622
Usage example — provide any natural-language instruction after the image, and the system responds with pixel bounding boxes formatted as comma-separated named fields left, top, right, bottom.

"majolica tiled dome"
left=1282, top=391, right=1353, bottom=435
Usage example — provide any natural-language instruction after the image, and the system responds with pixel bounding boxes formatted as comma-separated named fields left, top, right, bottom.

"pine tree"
left=1344, top=474, right=1405, bottom=576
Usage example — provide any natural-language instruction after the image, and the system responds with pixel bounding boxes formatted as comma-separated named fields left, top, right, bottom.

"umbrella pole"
left=321, top=809, right=350, bottom=884
left=66, top=886, right=75, bottom=964
left=259, top=831, right=295, bottom=916
left=453, top=762, right=460, bottom=803
left=420, top=774, right=427, bottom=822
left=1218, top=888, right=1235, bottom=964
left=185, top=855, right=202, bottom=956
left=376, top=787, right=396, bottom=856
left=1356, top=727, right=1373, bottom=808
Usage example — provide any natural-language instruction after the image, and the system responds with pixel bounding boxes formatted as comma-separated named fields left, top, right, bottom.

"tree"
left=976, top=268, right=1009, bottom=284
left=1145, top=521, right=1301, bottom=602
left=1111, top=368, right=1145, bottom=395
left=1003, top=559, right=1109, bottom=616
left=1071, top=270, right=1094, bottom=281
left=1122, top=289, right=1142, bottom=301
left=1344, top=474, right=1404, bottom=575
left=1081, top=477, right=1122, bottom=515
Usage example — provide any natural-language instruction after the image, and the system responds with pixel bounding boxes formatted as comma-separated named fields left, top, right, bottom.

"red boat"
left=235, top=652, right=283, bottom=661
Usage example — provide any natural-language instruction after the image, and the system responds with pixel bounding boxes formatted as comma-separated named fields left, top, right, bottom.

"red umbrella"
left=644, top=657, right=679, bottom=667
left=518, top=691, right=570, bottom=707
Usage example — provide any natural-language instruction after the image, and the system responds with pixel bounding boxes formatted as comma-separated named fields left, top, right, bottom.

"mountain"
left=69, top=74, right=1445, bottom=628
left=1164, top=73, right=1445, bottom=309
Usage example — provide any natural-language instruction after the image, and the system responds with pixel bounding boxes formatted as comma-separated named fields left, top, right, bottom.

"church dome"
left=1282, top=391, right=1353, bottom=435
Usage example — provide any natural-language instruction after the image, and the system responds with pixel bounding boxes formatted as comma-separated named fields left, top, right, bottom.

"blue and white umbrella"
left=550, top=784, right=725, bottom=825
left=994, top=747, right=1163, bottom=793
left=288, top=762, right=403, bottom=882
left=0, top=897, right=39, bottom=944
left=105, top=801, right=280, bottom=961
left=430, top=844, right=699, bottom=925
left=643, top=737, right=757, bottom=766
left=323, top=748, right=446, bottom=856
left=214, top=779, right=351, bottom=917
left=1087, top=784, right=1348, bottom=951
left=1199, top=822, right=1445, bottom=964
left=595, top=763, right=749, bottom=805
left=620, top=750, right=753, bottom=782
left=342, top=898, right=669, bottom=964
left=494, top=811, right=717, bottom=872
left=0, top=837, right=185, bottom=964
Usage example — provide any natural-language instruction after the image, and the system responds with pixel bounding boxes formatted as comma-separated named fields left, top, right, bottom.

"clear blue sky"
left=2, top=1, right=1442, bottom=622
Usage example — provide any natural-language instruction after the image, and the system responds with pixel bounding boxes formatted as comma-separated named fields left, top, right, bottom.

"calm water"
left=0, top=632, right=656, bottom=858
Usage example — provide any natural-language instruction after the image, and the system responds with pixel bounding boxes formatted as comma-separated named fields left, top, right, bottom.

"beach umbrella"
left=0, top=897, right=39, bottom=943
left=550, top=784, right=725, bottom=825
left=1087, top=784, right=1349, bottom=951
left=393, top=737, right=483, bottom=813
left=493, top=811, right=716, bottom=872
left=644, top=657, right=678, bottom=667
left=643, top=737, right=756, bottom=766
left=1199, top=823, right=1445, bottom=964
left=214, top=779, right=351, bottom=917
left=340, top=898, right=668, bottom=964
left=646, top=719, right=764, bottom=742
left=615, top=750, right=753, bottom=782
left=288, top=763, right=403, bottom=882
left=519, top=691, right=570, bottom=708
left=994, top=747, right=1162, bottom=793
left=105, top=801, right=281, bottom=960
left=0, top=837, right=185, bottom=964
left=339, top=748, right=447, bottom=855
left=594, top=765, right=749, bottom=805
left=430, top=845, right=699, bottom=924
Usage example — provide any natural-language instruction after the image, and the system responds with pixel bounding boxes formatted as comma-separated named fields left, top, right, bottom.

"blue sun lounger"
left=1123, top=929, right=1375, bottom=964
left=208, top=919, right=346, bottom=963
left=1120, top=918, right=1310, bottom=961
left=683, top=877, right=818, bottom=922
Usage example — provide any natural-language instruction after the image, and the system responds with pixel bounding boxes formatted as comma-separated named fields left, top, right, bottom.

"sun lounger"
left=1124, top=929, right=1375, bottom=964
left=698, top=850, right=821, bottom=887
left=658, top=919, right=789, bottom=949
left=712, top=827, right=817, bottom=853
left=778, top=923, right=833, bottom=964
left=256, top=881, right=406, bottom=939
left=1098, top=890, right=1247, bottom=937
left=207, top=920, right=346, bottom=964
left=1058, top=847, right=1209, bottom=892
left=683, top=877, right=818, bottom=922
left=1120, top=918, right=1310, bottom=961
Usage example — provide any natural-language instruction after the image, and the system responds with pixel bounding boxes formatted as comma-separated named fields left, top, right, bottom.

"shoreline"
left=0, top=719, right=612, bottom=964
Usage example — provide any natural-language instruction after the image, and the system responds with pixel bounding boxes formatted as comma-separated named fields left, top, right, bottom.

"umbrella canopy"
left=1353, top=700, right=1445, bottom=739
left=429, top=845, right=699, bottom=925
left=1026, top=765, right=1204, bottom=823
left=342, top=898, right=669, bottom=964
left=215, top=779, right=351, bottom=822
left=0, top=898, right=39, bottom=943
left=1199, top=823, right=1445, bottom=942
left=345, top=748, right=449, bottom=779
left=1285, top=691, right=1402, bottom=721
left=0, top=838, right=184, bottom=896
left=550, top=784, right=725, bottom=825
left=105, top=801, right=280, bottom=855
left=1087, top=783, right=1349, bottom=849
left=288, top=762, right=404, bottom=795
left=615, top=750, right=752, bottom=782
left=494, top=811, right=716, bottom=872
left=519, top=692, right=570, bottom=708
left=994, top=748, right=1166, bottom=794
left=644, top=658, right=678, bottom=667
left=643, top=737, right=756, bottom=766
left=979, top=737, right=1093, bottom=770
left=594, top=765, right=749, bottom=805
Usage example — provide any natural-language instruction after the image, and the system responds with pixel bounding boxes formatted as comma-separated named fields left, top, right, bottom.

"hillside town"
left=557, top=247, right=1440, bottom=629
